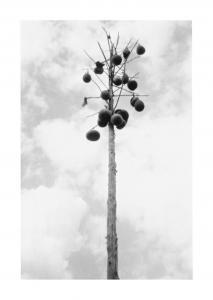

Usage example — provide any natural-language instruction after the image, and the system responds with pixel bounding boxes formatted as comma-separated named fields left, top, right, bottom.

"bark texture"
left=107, top=45, right=119, bottom=279
left=107, top=122, right=119, bottom=279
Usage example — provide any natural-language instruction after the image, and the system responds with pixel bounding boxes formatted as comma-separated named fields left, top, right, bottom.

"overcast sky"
left=21, top=20, right=192, bottom=279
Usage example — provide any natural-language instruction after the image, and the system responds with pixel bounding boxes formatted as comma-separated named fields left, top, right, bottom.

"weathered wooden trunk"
left=107, top=46, right=119, bottom=279
left=107, top=122, right=119, bottom=279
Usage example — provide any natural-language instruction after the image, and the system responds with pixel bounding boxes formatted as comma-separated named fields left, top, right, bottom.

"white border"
left=1, top=0, right=213, bottom=299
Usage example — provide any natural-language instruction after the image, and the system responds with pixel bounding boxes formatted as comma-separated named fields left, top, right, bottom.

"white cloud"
left=22, top=185, right=88, bottom=279
left=22, top=78, right=49, bottom=113
left=117, top=112, right=191, bottom=239
left=21, top=21, right=55, bottom=65
left=33, top=107, right=108, bottom=177
left=83, top=215, right=106, bottom=256
left=21, top=132, right=35, bottom=155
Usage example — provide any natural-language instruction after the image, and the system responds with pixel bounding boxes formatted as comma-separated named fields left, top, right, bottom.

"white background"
left=0, top=0, right=213, bottom=299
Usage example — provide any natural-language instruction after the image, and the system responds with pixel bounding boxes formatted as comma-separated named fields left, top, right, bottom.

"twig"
left=113, top=94, right=149, bottom=97
left=127, top=56, right=140, bottom=64
left=90, top=124, right=98, bottom=130
left=110, top=39, right=116, bottom=54
left=115, top=32, right=120, bottom=51
left=102, top=26, right=110, bottom=38
left=86, top=96, right=101, bottom=99
left=85, top=94, right=149, bottom=99
left=101, top=58, right=110, bottom=64
left=85, top=111, right=99, bottom=118
left=85, top=95, right=109, bottom=104
left=98, top=41, right=109, bottom=68
left=130, top=39, right=139, bottom=54
left=92, top=79, right=102, bottom=92
left=113, top=87, right=120, bottom=94
left=114, top=39, right=139, bottom=77
left=83, top=50, right=96, bottom=63
left=114, top=63, right=125, bottom=77
left=95, top=75, right=108, bottom=89
left=126, top=38, right=133, bottom=47
left=130, top=72, right=140, bottom=79
left=113, top=61, right=127, bottom=111
left=113, top=86, right=135, bottom=94
left=102, top=27, right=111, bottom=54
left=89, top=66, right=108, bottom=89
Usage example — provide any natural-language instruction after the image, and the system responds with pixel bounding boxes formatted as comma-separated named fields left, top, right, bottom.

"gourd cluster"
left=83, top=44, right=146, bottom=141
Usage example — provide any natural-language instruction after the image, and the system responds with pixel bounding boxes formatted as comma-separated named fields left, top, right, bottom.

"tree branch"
left=89, top=66, right=108, bottom=89
left=114, top=94, right=149, bottom=97
left=113, top=61, right=127, bottom=111
left=127, top=56, right=140, bottom=64
left=115, top=32, right=120, bottom=51
left=97, top=41, right=109, bottom=68
left=114, top=39, right=139, bottom=77
left=83, top=50, right=96, bottom=63
left=85, top=94, right=149, bottom=99
left=85, top=111, right=99, bottom=118
left=92, top=79, right=102, bottom=92
left=102, top=27, right=111, bottom=54
left=130, top=72, right=140, bottom=79
left=112, top=86, right=135, bottom=94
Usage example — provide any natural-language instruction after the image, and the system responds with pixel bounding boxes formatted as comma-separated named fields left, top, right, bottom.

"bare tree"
left=83, top=28, right=147, bottom=279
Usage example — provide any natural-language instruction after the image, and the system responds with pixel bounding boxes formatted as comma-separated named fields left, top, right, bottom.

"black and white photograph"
left=21, top=20, right=192, bottom=280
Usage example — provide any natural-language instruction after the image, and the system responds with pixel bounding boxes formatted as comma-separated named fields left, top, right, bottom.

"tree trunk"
left=107, top=123, right=119, bottom=279
left=107, top=45, right=119, bottom=279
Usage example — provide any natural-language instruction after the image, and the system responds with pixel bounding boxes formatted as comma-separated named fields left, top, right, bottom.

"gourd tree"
left=82, top=28, right=147, bottom=279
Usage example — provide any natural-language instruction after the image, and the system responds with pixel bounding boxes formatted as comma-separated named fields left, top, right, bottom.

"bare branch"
left=88, top=66, right=108, bottom=89
left=97, top=41, right=109, bottom=68
left=113, top=94, right=149, bottom=97
left=129, top=72, right=140, bottom=79
left=114, top=39, right=139, bottom=77
left=113, top=85, right=146, bottom=96
left=114, top=63, right=125, bottom=77
left=115, top=32, right=120, bottom=51
left=127, top=56, right=140, bottom=64
left=85, top=94, right=149, bottom=99
left=102, top=27, right=111, bottom=54
left=126, top=38, right=133, bottom=47
left=85, top=111, right=99, bottom=118
left=83, top=50, right=96, bottom=63
left=101, top=57, right=110, bottom=64
left=113, top=61, right=127, bottom=111
left=113, top=86, right=134, bottom=94
left=86, top=96, right=101, bottom=99
left=86, top=95, right=109, bottom=104
left=90, top=124, right=98, bottom=130
left=102, top=26, right=110, bottom=38
left=113, top=87, right=120, bottom=94
left=130, top=39, right=139, bottom=53
left=95, top=74, right=108, bottom=89
left=110, top=40, right=116, bottom=54
left=92, top=79, right=102, bottom=92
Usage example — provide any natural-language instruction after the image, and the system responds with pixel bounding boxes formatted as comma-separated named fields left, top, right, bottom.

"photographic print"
left=21, top=20, right=192, bottom=279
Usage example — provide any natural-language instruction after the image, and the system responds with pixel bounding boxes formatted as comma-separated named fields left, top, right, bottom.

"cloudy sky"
left=21, top=20, right=192, bottom=279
